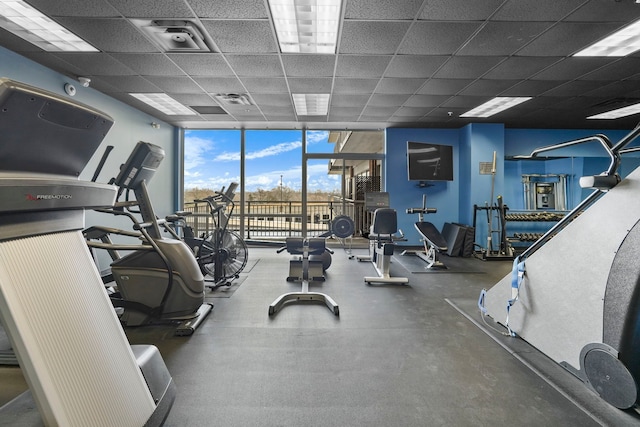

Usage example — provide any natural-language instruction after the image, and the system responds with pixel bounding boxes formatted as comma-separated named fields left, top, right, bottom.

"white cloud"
left=306, top=131, right=329, bottom=145
left=245, top=165, right=302, bottom=191
left=185, top=174, right=240, bottom=190
left=212, top=140, right=302, bottom=162
left=246, top=141, right=301, bottom=159
left=215, top=151, right=240, bottom=161
left=184, top=136, right=212, bottom=171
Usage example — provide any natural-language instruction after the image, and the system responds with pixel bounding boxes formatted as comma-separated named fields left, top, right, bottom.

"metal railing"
left=182, top=199, right=370, bottom=239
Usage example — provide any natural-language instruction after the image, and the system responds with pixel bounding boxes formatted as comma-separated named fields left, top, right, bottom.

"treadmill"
left=0, top=78, right=175, bottom=426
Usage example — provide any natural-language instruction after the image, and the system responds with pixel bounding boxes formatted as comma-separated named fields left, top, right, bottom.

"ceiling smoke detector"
left=132, top=19, right=211, bottom=52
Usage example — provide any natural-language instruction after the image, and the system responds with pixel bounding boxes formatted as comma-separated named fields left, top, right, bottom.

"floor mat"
left=393, top=252, right=485, bottom=274
left=204, top=275, right=247, bottom=299
left=240, top=258, right=260, bottom=273
left=202, top=258, right=259, bottom=298
left=446, top=297, right=640, bottom=427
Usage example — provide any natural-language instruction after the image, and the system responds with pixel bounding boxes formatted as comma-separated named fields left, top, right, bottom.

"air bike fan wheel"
left=199, top=230, right=248, bottom=281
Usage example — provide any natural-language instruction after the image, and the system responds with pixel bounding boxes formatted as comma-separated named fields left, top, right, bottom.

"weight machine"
left=406, top=195, right=448, bottom=269
left=269, top=238, right=339, bottom=316
left=473, top=196, right=513, bottom=260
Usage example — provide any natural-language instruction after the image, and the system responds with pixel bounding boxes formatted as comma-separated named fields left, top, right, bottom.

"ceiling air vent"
left=132, top=19, right=212, bottom=52
left=214, top=93, right=254, bottom=106
left=191, top=106, right=227, bottom=114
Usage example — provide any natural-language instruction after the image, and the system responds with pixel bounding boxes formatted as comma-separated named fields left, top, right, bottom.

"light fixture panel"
left=587, top=102, right=640, bottom=119
left=268, top=0, right=342, bottom=54
left=130, top=93, right=197, bottom=116
left=574, top=19, right=640, bottom=57
left=292, top=93, right=330, bottom=115
left=0, top=0, right=98, bottom=52
left=461, top=97, right=532, bottom=118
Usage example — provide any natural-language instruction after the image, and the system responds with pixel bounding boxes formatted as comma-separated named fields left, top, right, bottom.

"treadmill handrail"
left=516, top=123, right=640, bottom=261
left=513, top=134, right=619, bottom=176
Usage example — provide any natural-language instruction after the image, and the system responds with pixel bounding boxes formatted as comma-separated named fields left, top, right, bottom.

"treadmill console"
left=0, top=78, right=114, bottom=177
left=0, top=78, right=116, bottom=216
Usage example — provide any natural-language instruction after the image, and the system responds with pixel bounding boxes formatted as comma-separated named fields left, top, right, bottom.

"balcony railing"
left=182, top=199, right=371, bottom=239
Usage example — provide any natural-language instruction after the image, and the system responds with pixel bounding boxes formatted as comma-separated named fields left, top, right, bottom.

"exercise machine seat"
left=415, top=222, right=448, bottom=252
left=286, top=237, right=326, bottom=256
left=369, top=208, right=398, bottom=238
left=269, top=237, right=339, bottom=316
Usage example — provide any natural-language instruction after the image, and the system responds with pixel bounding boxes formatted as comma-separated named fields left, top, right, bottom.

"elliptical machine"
left=85, top=141, right=212, bottom=335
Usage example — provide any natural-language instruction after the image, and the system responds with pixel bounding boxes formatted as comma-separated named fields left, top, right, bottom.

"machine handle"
left=406, top=207, right=437, bottom=214
left=135, top=219, right=164, bottom=230
left=91, top=145, right=114, bottom=182
left=277, top=246, right=288, bottom=254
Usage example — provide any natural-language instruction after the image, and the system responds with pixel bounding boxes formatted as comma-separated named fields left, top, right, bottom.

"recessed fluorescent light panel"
left=574, top=19, right=640, bottom=57
left=268, top=0, right=342, bottom=53
left=0, top=0, right=98, bottom=52
left=587, top=102, right=640, bottom=119
left=292, top=93, right=330, bottom=115
left=130, top=93, right=196, bottom=116
left=460, top=97, right=532, bottom=118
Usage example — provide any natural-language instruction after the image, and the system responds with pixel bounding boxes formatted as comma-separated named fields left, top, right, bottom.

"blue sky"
left=184, top=129, right=341, bottom=193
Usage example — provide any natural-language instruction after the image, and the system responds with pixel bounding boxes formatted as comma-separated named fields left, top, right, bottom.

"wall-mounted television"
left=407, top=141, right=454, bottom=182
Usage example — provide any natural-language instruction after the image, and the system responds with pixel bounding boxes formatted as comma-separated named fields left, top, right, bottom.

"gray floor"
left=2, top=243, right=640, bottom=426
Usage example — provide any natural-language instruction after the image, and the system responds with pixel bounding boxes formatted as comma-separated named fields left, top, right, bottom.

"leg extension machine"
left=269, top=238, right=339, bottom=316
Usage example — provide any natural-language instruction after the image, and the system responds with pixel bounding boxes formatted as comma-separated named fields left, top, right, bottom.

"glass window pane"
left=183, top=129, right=241, bottom=202
left=245, top=130, right=302, bottom=238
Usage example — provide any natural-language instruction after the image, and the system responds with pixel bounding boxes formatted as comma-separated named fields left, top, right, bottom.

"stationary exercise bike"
left=84, top=141, right=212, bottom=335
left=356, top=192, right=409, bottom=285
left=164, top=183, right=248, bottom=289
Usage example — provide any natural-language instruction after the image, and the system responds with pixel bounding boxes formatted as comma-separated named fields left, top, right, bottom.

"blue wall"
left=386, top=128, right=460, bottom=246
left=386, top=125, right=636, bottom=247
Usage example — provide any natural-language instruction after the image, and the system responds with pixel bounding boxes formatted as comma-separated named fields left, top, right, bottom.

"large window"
left=182, top=128, right=384, bottom=239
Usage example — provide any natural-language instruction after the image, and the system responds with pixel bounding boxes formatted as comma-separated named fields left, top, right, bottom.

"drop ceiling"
left=2, top=0, right=640, bottom=130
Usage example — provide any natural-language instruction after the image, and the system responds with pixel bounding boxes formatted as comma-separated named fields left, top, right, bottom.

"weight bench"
left=269, top=237, right=339, bottom=316
left=406, top=195, right=448, bottom=269
left=357, top=208, right=409, bottom=285
left=414, top=222, right=448, bottom=269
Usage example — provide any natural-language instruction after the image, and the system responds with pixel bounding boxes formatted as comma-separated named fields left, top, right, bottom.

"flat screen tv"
left=407, top=141, right=454, bottom=182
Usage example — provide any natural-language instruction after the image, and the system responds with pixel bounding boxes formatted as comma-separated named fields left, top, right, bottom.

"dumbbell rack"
left=505, top=211, right=568, bottom=253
